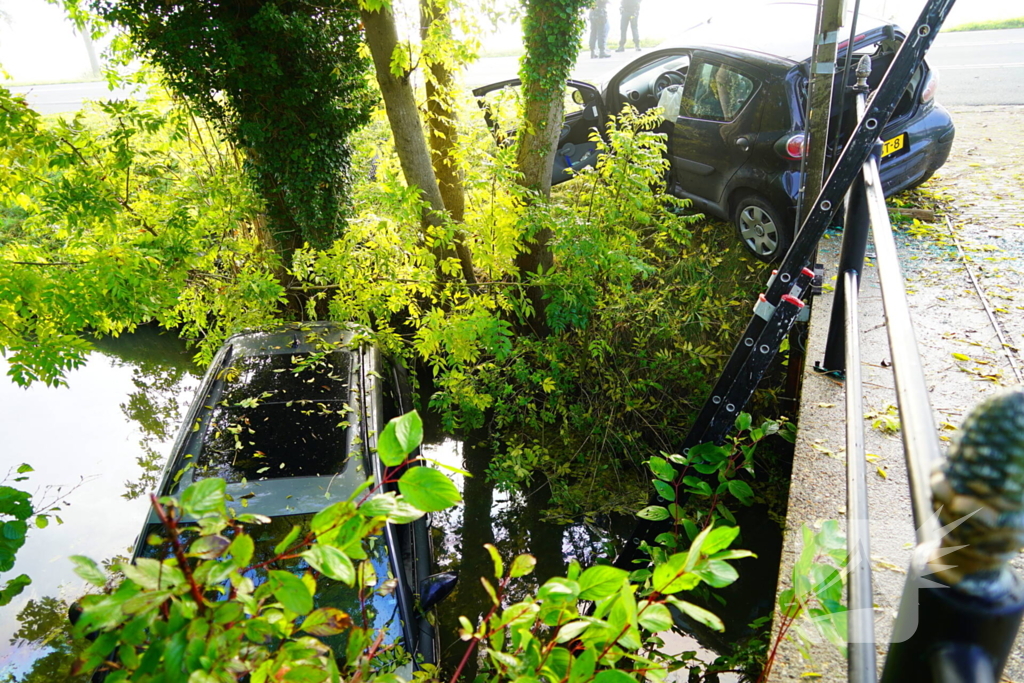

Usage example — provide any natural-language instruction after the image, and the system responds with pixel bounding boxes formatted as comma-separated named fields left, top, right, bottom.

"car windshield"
left=137, top=512, right=404, bottom=662
left=192, top=350, right=354, bottom=484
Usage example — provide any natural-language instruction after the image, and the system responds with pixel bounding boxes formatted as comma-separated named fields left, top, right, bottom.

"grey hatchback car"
left=475, top=2, right=955, bottom=261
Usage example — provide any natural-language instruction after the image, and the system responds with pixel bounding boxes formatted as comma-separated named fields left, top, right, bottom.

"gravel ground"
left=767, top=105, right=1024, bottom=682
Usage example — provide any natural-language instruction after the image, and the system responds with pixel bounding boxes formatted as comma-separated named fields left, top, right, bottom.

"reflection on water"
left=422, top=419, right=780, bottom=681
left=0, top=326, right=200, bottom=682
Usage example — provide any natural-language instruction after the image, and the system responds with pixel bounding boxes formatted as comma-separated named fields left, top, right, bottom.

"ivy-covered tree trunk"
left=360, top=2, right=476, bottom=286
left=420, top=0, right=465, bottom=224
left=514, top=0, right=588, bottom=333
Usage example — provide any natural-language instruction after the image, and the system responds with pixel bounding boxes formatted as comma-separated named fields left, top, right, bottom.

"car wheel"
left=734, top=194, right=791, bottom=262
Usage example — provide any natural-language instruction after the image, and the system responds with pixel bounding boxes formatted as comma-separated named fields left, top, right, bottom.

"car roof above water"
left=671, top=1, right=893, bottom=64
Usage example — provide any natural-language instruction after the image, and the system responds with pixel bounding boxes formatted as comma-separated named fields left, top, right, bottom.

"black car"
left=130, top=323, right=454, bottom=670
left=475, top=2, right=955, bottom=261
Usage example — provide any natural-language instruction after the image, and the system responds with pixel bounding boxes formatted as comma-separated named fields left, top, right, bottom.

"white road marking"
left=934, top=62, right=1024, bottom=70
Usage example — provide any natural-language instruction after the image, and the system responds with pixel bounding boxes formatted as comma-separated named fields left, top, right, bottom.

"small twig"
left=945, top=215, right=1023, bottom=384
left=149, top=494, right=206, bottom=613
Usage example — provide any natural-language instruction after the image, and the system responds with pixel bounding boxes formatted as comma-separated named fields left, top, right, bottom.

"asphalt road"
left=7, top=27, right=1023, bottom=113
left=925, top=27, right=1024, bottom=106
left=467, top=27, right=1024, bottom=105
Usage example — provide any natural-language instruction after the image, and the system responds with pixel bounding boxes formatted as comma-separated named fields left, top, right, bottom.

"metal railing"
left=821, top=54, right=1024, bottom=683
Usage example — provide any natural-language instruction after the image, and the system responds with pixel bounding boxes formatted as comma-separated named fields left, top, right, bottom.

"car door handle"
left=735, top=137, right=751, bottom=152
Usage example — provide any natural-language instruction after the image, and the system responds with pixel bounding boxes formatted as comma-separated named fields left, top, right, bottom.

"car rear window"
left=136, top=513, right=403, bottom=659
left=192, top=351, right=354, bottom=483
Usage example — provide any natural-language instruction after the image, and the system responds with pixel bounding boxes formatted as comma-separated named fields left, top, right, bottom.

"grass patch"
left=945, top=17, right=1024, bottom=32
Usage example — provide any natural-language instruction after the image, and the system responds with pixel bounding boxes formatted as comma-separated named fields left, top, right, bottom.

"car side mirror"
left=419, top=571, right=458, bottom=611
left=571, top=89, right=586, bottom=105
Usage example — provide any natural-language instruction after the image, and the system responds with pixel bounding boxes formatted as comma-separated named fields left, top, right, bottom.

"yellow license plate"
left=882, top=134, right=908, bottom=157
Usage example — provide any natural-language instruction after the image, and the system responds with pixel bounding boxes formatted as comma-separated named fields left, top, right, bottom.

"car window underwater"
left=193, top=351, right=355, bottom=484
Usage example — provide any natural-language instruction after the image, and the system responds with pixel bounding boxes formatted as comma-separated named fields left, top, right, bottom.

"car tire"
left=733, top=194, right=791, bottom=262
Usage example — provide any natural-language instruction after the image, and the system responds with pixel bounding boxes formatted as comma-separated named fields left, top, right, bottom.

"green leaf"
left=0, top=574, right=31, bottom=607
left=121, top=558, right=185, bottom=590
left=189, top=534, right=229, bottom=559
left=302, top=545, right=355, bottom=585
left=637, top=601, right=673, bottom=632
left=727, top=479, right=754, bottom=505
left=537, top=577, right=580, bottom=602
left=667, top=597, right=724, bottom=631
left=268, top=569, right=313, bottom=615
left=682, top=476, right=712, bottom=497
left=498, top=601, right=539, bottom=628
left=695, top=559, right=739, bottom=587
left=34, top=515, right=48, bottom=529
left=569, top=646, right=596, bottom=683
left=578, top=565, right=628, bottom=601
left=282, top=665, right=329, bottom=683
left=397, top=467, right=460, bottom=512
left=734, top=412, right=752, bottom=431
left=647, top=456, right=676, bottom=482
left=180, top=478, right=227, bottom=519
left=651, top=554, right=699, bottom=594
left=816, top=519, right=846, bottom=550
left=636, top=505, right=670, bottom=521
left=709, top=549, right=756, bottom=561
left=377, top=410, right=422, bottom=466
left=594, top=669, right=635, bottom=683
left=311, top=501, right=356, bottom=544
left=480, top=577, right=499, bottom=606
left=484, top=543, right=503, bottom=579
left=70, top=556, right=106, bottom=587
left=555, top=619, right=590, bottom=642
left=652, top=479, right=675, bottom=502
left=510, top=554, right=536, bottom=578
left=358, top=494, right=396, bottom=518
left=685, top=524, right=715, bottom=570
left=122, top=590, right=172, bottom=616
left=16, top=464, right=33, bottom=474
left=386, top=498, right=425, bottom=524
left=301, top=607, right=352, bottom=636
left=702, top=526, right=740, bottom=555
left=688, top=442, right=731, bottom=463
left=274, top=524, right=303, bottom=556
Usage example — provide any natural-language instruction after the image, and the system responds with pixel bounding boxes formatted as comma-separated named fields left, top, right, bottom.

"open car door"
left=472, top=78, right=606, bottom=186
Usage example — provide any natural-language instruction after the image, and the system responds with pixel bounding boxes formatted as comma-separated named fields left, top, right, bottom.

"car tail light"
left=777, top=133, right=805, bottom=160
left=920, top=70, right=938, bottom=104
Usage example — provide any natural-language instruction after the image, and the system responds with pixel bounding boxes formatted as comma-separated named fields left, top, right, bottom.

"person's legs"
left=618, top=12, right=628, bottom=51
left=630, top=11, right=640, bottom=49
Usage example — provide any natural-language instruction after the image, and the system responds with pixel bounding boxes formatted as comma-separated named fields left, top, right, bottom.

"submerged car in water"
left=130, top=323, right=453, bottom=669
left=475, top=2, right=955, bottom=261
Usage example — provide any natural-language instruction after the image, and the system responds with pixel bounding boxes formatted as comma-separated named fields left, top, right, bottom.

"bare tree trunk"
left=361, top=4, right=476, bottom=286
